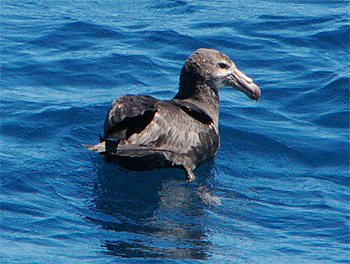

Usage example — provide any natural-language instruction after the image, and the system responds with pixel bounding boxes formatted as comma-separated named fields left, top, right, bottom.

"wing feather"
left=87, top=95, right=219, bottom=170
left=103, top=94, right=158, bottom=142
left=117, top=101, right=219, bottom=166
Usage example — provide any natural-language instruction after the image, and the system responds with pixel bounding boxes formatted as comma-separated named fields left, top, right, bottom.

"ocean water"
left=1, top=0, right=349, bottom=263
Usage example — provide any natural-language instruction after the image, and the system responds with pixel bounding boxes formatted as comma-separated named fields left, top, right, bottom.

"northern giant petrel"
left=85, top=48, right=261, bottom=181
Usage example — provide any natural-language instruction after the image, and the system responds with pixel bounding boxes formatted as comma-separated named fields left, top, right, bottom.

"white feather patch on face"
left=213, top=67, right=235, bottom=88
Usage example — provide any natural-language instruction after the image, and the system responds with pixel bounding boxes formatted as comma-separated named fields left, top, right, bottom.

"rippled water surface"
left=1, top=0, right=349, bottom=263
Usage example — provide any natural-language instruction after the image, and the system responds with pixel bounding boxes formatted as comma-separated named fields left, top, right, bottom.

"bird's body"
left=86, top=48, right=260, bottom=181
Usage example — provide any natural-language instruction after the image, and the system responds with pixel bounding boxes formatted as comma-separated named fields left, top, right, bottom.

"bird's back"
left=89, top=94, right=219, bottom=176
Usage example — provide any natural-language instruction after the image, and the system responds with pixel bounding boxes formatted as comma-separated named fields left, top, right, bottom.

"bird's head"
left=178, top=48, right=261, bottom=100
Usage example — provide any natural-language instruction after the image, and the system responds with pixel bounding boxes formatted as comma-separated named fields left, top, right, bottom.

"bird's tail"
left=84, top=140, right=174, bottom=157
left=83, top=142, right=106, bottom=153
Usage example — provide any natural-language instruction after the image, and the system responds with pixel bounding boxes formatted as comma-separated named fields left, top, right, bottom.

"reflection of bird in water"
left=85, top=48, right=260, bottom=181
left=90, top=167, right=215, bottom=259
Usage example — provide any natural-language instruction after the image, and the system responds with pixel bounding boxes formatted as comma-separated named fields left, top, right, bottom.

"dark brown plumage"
left=85, top=48, right=261, bottom=181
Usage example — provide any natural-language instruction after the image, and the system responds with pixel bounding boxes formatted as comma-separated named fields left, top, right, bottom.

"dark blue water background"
left=1, top=0, right=349, bottom=263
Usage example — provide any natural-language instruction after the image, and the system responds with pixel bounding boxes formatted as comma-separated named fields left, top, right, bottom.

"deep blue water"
left=1, top=0, right=349, bottom=263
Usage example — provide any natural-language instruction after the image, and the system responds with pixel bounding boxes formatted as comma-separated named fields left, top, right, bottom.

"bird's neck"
left=174, top=83, right=220, bottom=128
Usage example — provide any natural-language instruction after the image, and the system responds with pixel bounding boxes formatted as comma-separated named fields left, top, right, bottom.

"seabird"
left=85, top=48, right=260, bottom=181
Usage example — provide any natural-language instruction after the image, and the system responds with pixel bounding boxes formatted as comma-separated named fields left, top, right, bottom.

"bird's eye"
left=217, top=62, right=230, bottom=69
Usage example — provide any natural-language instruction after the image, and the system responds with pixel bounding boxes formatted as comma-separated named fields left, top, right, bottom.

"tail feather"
left=83, top=142, right=106, bottom=153
left=84, top=141, right=174, bottom=157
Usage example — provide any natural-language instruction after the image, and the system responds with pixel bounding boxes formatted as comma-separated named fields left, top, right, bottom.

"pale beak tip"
left=253, top=85, right=261, bottom=101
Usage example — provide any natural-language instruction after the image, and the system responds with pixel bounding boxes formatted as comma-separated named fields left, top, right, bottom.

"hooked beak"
left=224, top=66, right=261, bottom=100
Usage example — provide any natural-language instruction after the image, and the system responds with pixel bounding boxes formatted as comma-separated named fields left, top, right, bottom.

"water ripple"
left=1, top=0, right=349, bottom=263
